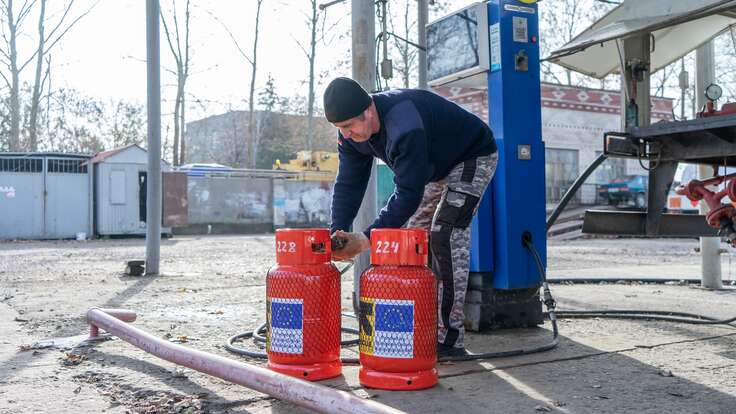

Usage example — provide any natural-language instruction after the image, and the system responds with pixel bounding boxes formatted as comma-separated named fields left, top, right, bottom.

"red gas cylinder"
left=359, top=228, right=438, bottom=390
left=266, top=228, right=341, bottom=381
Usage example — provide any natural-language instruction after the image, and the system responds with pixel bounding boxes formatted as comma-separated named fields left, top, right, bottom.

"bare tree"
left=539, top=0, right=613, bottom=86
left=211, top=0, right=263, bottom=168
left=373, top=0, right=455, bottom=89
left=223, top=109, right=246, bottom=167
left=108, top=100, right=145, bottom=148
left=651, top=62, right=678, bottom=98
left=246, top=0, right=264, bottom=168
left=44, top=88, right=144, bottom=154
left=388, top=0, right=417, bottom=88
left=290, top=0, right=345, bottom=151
left=715, top=27, right=736, bottom=105
left=257, top=74, right=291, bottom=169
left=161, top=0, right=191, bottom=166
left=427, top=0, right=452, bottom=20
left=28, top=0, right=47, bottom=152
left=304, top=0, right=318, bottom=151
left=0, top=0, right=95, bottom=151
left=2, top=0, right=32, bottom=151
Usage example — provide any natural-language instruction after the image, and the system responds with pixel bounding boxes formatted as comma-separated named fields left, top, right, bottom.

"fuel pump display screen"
left=427, top=3, right=488, bottom=85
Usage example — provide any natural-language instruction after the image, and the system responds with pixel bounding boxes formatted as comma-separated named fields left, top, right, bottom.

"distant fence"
left=179, top=169, right=334, bottom=234
left=274, top=180, right=333, bottom=226
left=178, top=166, right=604, bottom=235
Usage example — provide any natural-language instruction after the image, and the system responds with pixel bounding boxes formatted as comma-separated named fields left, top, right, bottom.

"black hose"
left=548, top=278, right=701, bottom=284
left=438, top=238, right=560, bottom=362
left=553, top=310, right=736, bottom=326
left=248, top=322, right=360, bottom=345
left=546, top=153, right=608, bottom=231
left=225, top=324, right=361, bottom=364
left=225, top=331, right=267, bottom=359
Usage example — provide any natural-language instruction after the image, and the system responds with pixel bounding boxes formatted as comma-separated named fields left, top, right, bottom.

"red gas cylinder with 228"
left=266, top=228, right=342, bottom=381
left=359, top=228, right=438, bottom=390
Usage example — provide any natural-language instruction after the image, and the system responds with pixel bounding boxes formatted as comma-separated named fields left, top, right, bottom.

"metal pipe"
left=695, top=40, right=722, bottom=289
left=351, top=0, right=377, bottom=318
left=417, top=0, right=428, bottom=89
left=88, top=160, right=94, bottom=238
left=145, top=0, right=162, bottom=275
left=685, top=172, right=736, bottom=189
left=89, top=308, right=137, bottom=338
left=380, top=0, right=389, bottom=63
left=546, top=153, right=607, bottom=231
left=318, top=0, right=346, bottom=10
left=86, top=308, right=404, bottom=414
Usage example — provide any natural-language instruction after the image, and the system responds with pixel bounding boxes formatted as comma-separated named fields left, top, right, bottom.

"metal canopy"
left=547, top=0, right=736, bottom=78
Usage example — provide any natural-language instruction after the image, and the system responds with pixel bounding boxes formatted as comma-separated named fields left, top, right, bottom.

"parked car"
left=598, top=175, right=648, bottom=209
left=178, top=163, right=233, bottom=177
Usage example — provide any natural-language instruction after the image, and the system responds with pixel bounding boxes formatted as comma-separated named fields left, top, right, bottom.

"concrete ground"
left=1, top=235, right=736, bottom=413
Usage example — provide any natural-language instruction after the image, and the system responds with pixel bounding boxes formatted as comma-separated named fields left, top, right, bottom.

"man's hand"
left=331, top=230, right=370, bottom=261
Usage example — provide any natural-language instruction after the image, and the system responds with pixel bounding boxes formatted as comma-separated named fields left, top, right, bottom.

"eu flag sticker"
left=373, top=300, right=414, bottom=359
left=268, top=298, right=303, bottom=354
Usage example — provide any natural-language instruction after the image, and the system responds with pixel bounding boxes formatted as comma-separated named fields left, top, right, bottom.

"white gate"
left=0, top=155, right=90, bottom=239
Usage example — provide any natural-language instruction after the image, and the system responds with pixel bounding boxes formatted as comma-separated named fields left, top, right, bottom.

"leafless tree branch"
left=291, top=34, right=310, bottom=58
left=19, top=0, right=98, bottom=72
left=0, top=68, right=11, bottom=89
left=207, top=9, right=253, bottom=65
left=15, top=0, right=38, bottom=27
left=41, top=0, right=74, bottom=44
left=160, top=7, right=182, bottom=67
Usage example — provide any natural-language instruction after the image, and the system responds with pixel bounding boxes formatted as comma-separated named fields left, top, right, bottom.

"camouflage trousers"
left=406, top=152, right=498, bottom=348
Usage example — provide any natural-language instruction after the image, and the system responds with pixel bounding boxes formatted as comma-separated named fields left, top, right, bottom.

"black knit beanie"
left=323, top=77, right=372, bottom=123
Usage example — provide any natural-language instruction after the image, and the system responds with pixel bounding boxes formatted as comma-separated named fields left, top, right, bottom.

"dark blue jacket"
left=330, top=89, right=496, bottom=236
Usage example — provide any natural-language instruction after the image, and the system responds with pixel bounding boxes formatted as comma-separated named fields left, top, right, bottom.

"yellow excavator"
left=273, top=151, right=338, bottom=181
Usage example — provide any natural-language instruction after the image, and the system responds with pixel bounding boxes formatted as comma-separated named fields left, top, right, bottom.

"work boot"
left=437, top=343, right=469, bottom=359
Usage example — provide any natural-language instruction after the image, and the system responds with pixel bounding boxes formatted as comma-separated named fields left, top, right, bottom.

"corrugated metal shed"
left=0, top=152, right=92, bottom=239
left=90, top=145, right=171, bottom=236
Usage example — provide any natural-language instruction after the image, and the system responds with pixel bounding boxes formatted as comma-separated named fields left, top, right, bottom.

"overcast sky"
left=36, top=0, right=468, bottom=122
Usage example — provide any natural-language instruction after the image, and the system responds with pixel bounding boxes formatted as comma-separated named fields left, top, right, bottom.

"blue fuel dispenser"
left=428, top=0, right=546, bottom=330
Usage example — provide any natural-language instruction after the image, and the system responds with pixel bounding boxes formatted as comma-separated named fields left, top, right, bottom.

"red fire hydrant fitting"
left=676, top=172, right=736, bottom=244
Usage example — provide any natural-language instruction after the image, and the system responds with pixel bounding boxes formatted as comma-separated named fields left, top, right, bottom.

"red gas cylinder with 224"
left=359, top=228, right=438, bottom=390
left=266, top=228, right=342, bottom=381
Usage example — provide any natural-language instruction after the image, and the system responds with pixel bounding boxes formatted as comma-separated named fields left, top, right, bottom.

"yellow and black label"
left=265, top=297, right=271, bottom=350
left=359, top=297, right=376, bottom=356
